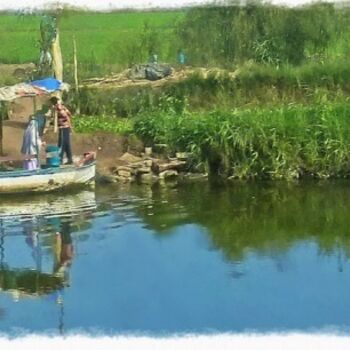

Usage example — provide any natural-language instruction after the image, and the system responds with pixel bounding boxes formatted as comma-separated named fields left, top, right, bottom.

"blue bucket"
left=46, top=145, right=60, bottom=167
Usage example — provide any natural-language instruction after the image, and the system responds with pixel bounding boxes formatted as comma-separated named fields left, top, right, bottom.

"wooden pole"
left=73, top=35, right=80, bottom=115
left=52, top=28, right=63, bottom=83
left=33, top=96, right=40, bottom=165
left=0, top=108, right=3, bottom=156
left=0, top=102, right=11, bottom=156
left=53, top=105, right=58, bottom=134
left=0, top=217, right=4, bottom=268
left=33, top=96, right=37, bottom=115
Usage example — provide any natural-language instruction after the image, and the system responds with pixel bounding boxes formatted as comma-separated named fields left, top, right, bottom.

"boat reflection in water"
left=0, top=190, right=96, bottom=334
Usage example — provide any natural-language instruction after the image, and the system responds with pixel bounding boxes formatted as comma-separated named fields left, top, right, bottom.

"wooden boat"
left=0, top=77, right=96, bottom=194
left=0, top=158, right=95, bottom=194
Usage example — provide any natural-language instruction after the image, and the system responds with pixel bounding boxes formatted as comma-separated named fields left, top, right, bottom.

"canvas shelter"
left=0, top=78, right=69, bottom=155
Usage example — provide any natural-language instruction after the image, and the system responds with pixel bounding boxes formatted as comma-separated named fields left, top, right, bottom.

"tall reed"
left=134, top=103, right=350, bottom=179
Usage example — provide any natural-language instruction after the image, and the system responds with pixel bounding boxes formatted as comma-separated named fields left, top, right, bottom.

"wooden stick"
left=0, top=155, right=37, bottom=163
left=52, top=29, right=63, bottom=83
left=73, top=34, right=80, bottom=115
left=0, top=102, right=9, bottom=156
left=33, top=95, right=37, bottom=115
left=53, top=107, right=58, bottom=134
left=0, top=109, right=3, bottom=156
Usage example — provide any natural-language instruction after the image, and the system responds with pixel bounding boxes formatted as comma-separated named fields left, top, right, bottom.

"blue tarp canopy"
left=0, top=77, right=69, bottom=102
left=30, top=78, right=63, bottom=92
left=0, top=77, right=70, bottom=155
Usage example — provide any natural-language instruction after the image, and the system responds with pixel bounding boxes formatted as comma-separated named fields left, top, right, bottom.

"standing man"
left=50, top=96, right=73, bottom=165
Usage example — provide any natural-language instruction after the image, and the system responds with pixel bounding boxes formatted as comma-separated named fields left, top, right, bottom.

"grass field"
left=1, top=4, right=350, bottom=80
left=0, top=10, right=184, bottom=72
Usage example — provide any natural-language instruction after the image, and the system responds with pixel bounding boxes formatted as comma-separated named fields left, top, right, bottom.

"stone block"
left=159, top=170, right=178, bottom=179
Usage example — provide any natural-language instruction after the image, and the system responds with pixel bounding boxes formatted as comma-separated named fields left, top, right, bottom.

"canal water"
left=0, top=180, right=350, bottom=335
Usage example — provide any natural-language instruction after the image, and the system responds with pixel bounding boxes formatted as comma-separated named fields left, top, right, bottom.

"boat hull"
left=0, top=163, right=95, bottom=194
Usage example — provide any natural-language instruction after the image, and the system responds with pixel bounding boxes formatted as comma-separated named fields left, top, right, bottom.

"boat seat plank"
left=0, top=155, right=36, bottom=163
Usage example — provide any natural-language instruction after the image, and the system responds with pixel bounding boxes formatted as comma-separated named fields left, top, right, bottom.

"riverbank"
left=6, top=100, right=350, bottom=182
left=2, top=119, right=205, bottom=183
left=133, top=103, right=350, bottom=180
left=2, top=119, right=138, bottom=176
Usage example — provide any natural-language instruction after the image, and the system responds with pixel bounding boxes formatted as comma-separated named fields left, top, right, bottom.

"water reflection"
left=93, top=181, right=350, bottom=333
left=54, top=222, right=74, bottom=286
left=0, top=181, right=350, bottom=334
left=97, top=180, right=350, bottom=267
left=0, top=190, right=96, bottom=334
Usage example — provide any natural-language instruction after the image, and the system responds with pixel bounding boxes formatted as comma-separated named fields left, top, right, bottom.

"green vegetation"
left=73, top=114, right=133, bottom=134
left=0, top=10, right=184, bottom=78
left=72, top=59, right=350, bottom=117
left=128, top=181, right=350, bottom=261
left=177, top=2, right=341, bottom=66
left=2, top=3, right=350, bottom=180
left=134, top=103, right=350, bottom=179
left=1, top=2, right=350, bottom=79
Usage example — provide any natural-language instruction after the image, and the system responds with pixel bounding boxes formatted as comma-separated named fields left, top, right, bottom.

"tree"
left=38, top=11, right=63, bottom=81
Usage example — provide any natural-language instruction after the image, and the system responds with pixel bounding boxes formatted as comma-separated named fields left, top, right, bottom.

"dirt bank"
left=0, top=63, right=35, bottom=83
left=2, top=119, right=137, bottom=175
left=81, top=66, right=239, bottom=90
